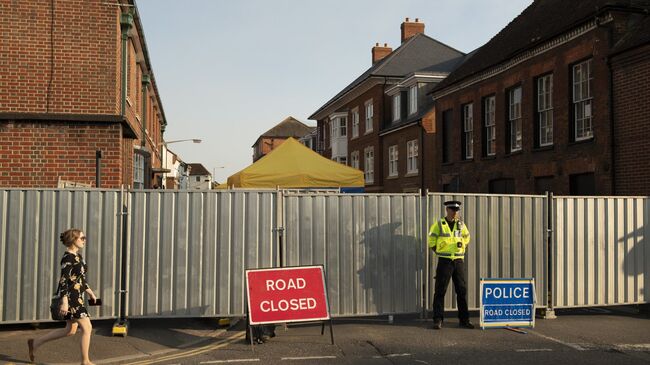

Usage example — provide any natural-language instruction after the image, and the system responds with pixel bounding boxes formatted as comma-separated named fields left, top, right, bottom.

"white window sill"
left=386, top=175, right=398, bottom=180
left=405, top=171, right=419, bottom=177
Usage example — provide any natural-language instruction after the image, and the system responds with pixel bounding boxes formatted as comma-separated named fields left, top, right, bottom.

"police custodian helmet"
left=444, top=200, right=462, bottom=211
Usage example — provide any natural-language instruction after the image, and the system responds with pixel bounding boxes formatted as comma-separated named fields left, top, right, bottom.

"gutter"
left=131, top=0, right=168, bottom=131
left=605, top=27, right=616, bottom=195
left=120, top=12, right=132, bottom=118
left=0, top=113, right=138, bottom=138
left=430, top=6, right=642, bottom=98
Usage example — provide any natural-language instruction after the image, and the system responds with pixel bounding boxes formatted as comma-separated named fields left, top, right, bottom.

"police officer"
left=428, top=200, right=474, bottom=329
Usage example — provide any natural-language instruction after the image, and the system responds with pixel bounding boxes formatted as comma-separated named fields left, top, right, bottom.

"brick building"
left=0, top=0, right=167, bottom=188
left=252, top=116, right=315, bottom=162
left=431, top=0, right=650, bottom=195
left=610, top=15, right=650, bottom=195
left=310, top=19, right=463, bottom=192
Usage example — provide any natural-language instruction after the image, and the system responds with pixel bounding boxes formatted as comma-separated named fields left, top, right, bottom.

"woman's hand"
left=59, top=301, right=69, bottom=317
left=86, top=289, right=97, bottom=302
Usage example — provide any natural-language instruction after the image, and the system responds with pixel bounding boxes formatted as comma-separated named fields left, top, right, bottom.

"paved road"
left=117, top=307, right=650, bottom=365
left=0, top=307, right=648, bottom=364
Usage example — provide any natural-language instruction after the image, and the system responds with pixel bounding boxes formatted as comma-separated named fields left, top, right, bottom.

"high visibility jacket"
left=427, top=217, right=470, bottom=260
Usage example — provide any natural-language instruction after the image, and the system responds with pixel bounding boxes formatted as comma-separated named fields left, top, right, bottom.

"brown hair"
left=60, top=228, right=82, bottom=247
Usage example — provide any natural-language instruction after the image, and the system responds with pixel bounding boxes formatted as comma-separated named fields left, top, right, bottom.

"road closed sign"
left=480, top=278, right=536, bottom=329
left=246, top=266, right=330, bottom=325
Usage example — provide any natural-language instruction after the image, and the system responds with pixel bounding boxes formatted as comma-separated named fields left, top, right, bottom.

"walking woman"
left=28, top=228, right=97, bottom=365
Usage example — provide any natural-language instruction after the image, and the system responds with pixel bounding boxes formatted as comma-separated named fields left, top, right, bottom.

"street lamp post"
left=164, top=139, right=202, bottom=144
left=159, top=139, right=201, bottom=189
left=213, top=166, right=225, bottom=184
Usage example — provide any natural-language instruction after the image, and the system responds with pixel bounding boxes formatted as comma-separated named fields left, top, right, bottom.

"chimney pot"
left=371, top=42, right=392, bottom=64
left=401, top=18, right=425, bottom=43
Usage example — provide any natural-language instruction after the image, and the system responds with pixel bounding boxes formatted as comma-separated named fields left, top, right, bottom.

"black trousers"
left=433, top=257, right=469, bottom=322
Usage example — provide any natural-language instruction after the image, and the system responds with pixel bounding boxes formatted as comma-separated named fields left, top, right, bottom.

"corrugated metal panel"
left=283, top=193, right=423, bottom=316
left=0, top=189, right=122, bottom=323
left=3, top=189, right=647, bottom=325
left=554, top=197, right=649, bottom=308
left=426, top=193, right=548, bottom=311
left=126, top=191, right=277, bottom=318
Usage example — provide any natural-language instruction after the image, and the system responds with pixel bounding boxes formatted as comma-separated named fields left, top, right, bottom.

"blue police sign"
left=480, top=278, right=536, bottom=329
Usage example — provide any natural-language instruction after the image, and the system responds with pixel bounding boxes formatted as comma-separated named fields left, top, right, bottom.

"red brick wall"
left=0, top=1, right=166, bottom=188
left=382, top=124, right=423, bottom=193
left=0, top=121, right=123, bottom=188
left=253, top=137, right=287, bottom=161
left=0, top=0, right=120, bottom=115
left=611, top=44, right=650, bottom=196
left=433, top=27, right=614, bottom=194
left=345, top=85, right=388, bottom=192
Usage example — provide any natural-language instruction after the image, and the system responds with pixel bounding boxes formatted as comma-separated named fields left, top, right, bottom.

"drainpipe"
left=141, top=74, right=150, bottom=148
left=120, top=12, right=133, bottom=117
left=606, top=58, right=615, bottom=195
left=95, top=150, right=102, bottom=188
left=419, top=120, right=425, bottom=195
left=604, top=15, right=615, bottom=194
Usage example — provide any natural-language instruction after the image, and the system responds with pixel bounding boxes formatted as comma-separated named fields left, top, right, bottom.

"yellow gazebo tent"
left=227, top=138, right=364, bottom=189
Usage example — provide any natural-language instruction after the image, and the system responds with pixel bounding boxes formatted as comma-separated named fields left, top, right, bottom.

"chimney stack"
left=371, top=42, right=392, bottom=64
left=401, top=17, right=425, bottom=43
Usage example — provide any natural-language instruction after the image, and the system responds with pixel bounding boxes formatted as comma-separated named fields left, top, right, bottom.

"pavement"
left=0, top=317, right=233, bottom=365
left=0, top=307, right=649, bottom=365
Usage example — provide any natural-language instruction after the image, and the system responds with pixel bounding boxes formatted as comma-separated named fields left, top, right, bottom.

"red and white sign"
left=246, top=266, right=330, bottom=325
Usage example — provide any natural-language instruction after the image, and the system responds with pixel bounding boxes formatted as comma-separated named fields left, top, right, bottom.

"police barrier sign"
left=480, top=278, right=536, bottom=329
left=246, top=266, right=330, bottom=325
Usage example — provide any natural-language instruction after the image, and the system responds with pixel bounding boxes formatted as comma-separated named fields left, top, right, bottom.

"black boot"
left=432, top=319, right=442, bottom=330
left=459, top=320, right=474, bottom=329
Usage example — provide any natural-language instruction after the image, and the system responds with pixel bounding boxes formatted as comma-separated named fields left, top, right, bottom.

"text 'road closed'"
left=246, top=266, right=330, bottom=325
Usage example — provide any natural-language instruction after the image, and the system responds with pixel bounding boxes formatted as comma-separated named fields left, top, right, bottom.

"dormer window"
left=393, top=94, right=401, bottom=121
left=409, top=85, right=417, bottom=115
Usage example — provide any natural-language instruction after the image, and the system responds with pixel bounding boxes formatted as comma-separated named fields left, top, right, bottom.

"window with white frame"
left=407, top=139, right=418, bottom=174
left=133, top=153, right=144, bottom=189
left=463, top=103, right=474, bottom=159
left=351, top=151, right=359, bottom=169
left=484, top=96, right=496, bottom=156
left=351, top=108, right=359, bottom=138
left=365, top=100, right=373, bottom=133
left=330, top=117, right=347, bottom=138
left=409, top=85, right=418, bottom=115
left=573, top=59, right=593, bottom=140
left=392, top=94, right=401, bottom=122
left=537, top=74, right=553, bottom=146
left=508, top=86, right=522, bottom=152
left=388, top=145, right=398, bottom=177
left=364, top=147, right=374, bottom=184
left=333, top=156, right=347, bottom=165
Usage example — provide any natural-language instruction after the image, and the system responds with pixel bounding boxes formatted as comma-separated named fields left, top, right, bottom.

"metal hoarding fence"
left=283, top=193, right=423, bottom=317
left=0, top=189, right=123, bottom=323
left=426, top=193, right=548, bottom=312
left=553, top=196, right=649, bottom=308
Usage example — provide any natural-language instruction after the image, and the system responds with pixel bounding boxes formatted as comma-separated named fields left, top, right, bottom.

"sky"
left=136, top=0, right=532, bottom=184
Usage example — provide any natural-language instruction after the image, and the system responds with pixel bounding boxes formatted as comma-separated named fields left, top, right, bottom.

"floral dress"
left=57, top=252, right=90, bottom=319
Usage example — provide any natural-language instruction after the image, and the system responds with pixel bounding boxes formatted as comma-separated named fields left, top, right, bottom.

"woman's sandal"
left=27, top=338, right=34, bottom=362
